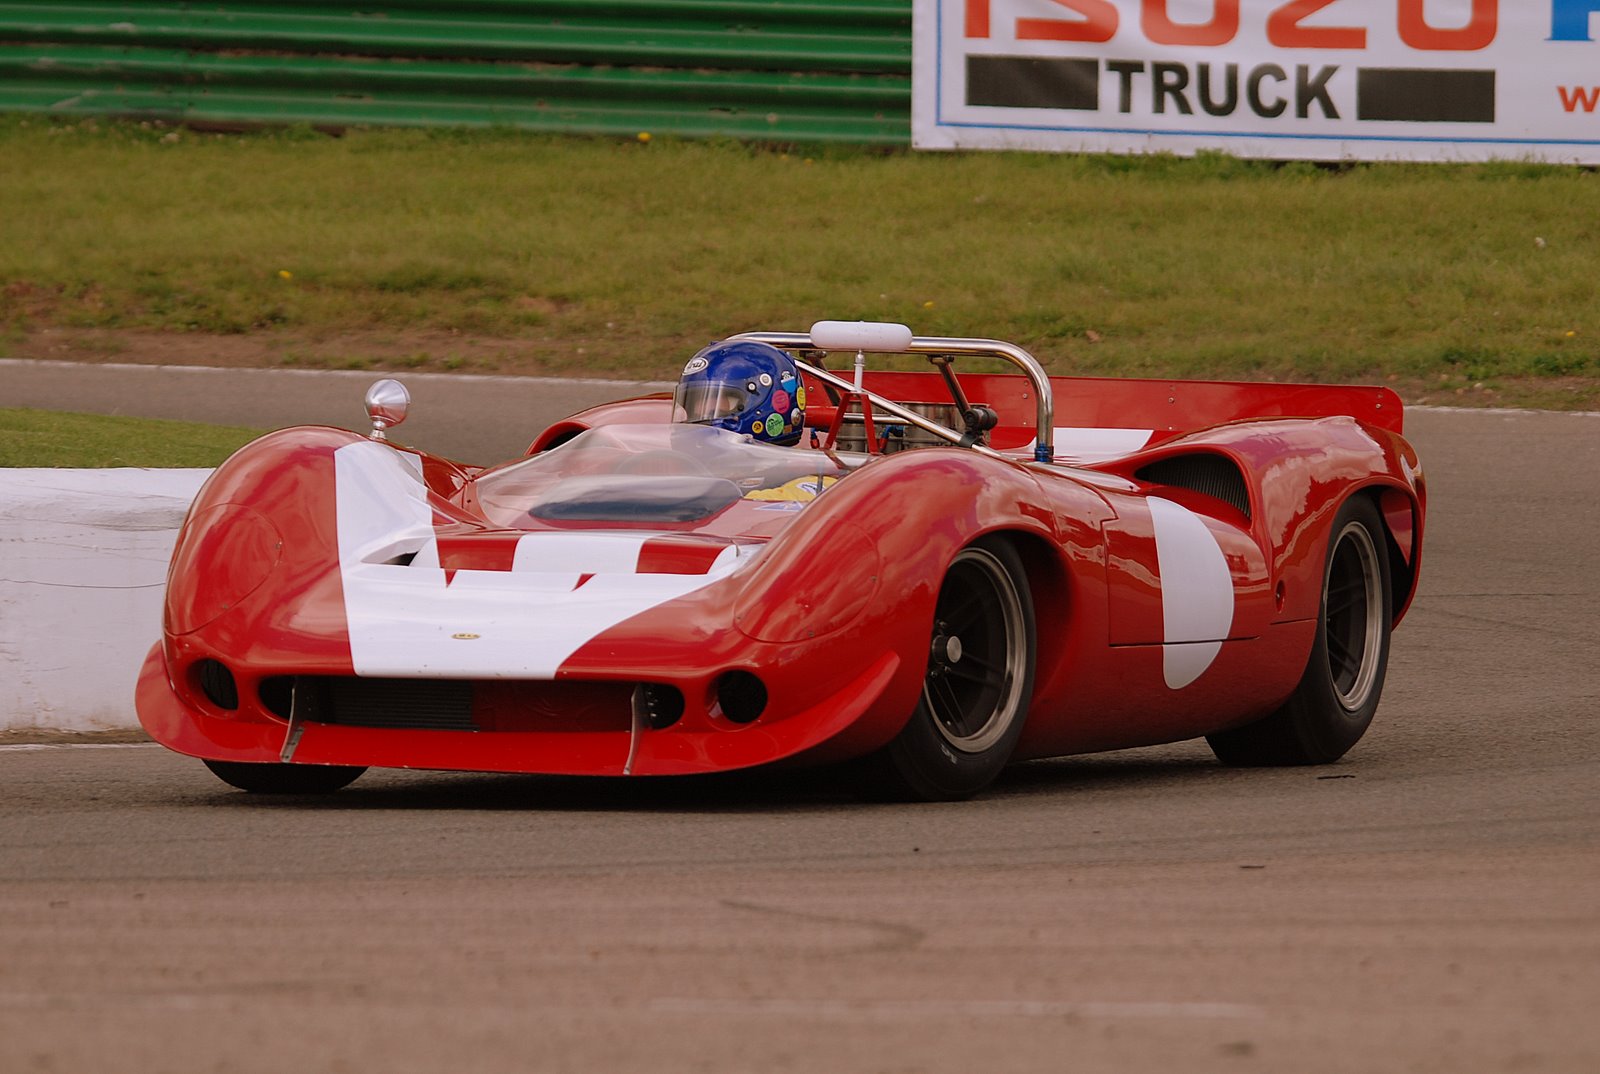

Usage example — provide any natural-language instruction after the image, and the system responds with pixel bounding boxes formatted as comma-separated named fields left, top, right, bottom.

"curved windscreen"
left=473, top=424, right=848, bottom=526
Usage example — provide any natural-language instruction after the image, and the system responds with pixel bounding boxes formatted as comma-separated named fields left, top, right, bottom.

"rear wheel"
left=867, top=540, right=1036, bottom=801
left=1207, top=496, right=1392, bottom=766
left=203, top=759, right=367, bottom=794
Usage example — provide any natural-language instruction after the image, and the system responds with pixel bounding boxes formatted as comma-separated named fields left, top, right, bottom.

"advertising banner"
left=913, top=1, right=1600, bottom=162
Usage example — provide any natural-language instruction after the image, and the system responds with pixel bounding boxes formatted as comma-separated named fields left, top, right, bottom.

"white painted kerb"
left=1, top=469, right=210, bottom=732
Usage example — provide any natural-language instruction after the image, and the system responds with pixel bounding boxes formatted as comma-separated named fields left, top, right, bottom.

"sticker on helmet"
left=764, top=413, right=785, bottom=438
left=758, top=373, right=773, bottom=388
left=682, top=356, right=709, bottom=376
left=796, top=386, right=807, bottom=407
left=771, top=389, right=790, bottom=413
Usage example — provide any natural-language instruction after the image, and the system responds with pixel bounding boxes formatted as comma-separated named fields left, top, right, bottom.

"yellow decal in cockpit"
left=744, top=476, right=839, bottom=503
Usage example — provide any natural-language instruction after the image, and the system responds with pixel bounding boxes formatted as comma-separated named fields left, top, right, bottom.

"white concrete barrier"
left=2, top=469, right=210, bottom=732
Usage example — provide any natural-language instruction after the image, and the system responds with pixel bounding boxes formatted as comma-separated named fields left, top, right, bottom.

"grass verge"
left=1, top=118, right=1597, bottom=408
left=0, top=409, right=263, bottom=468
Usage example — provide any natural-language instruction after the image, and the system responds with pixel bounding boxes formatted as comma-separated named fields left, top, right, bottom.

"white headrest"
left=808, top=320, right=915, bottom=352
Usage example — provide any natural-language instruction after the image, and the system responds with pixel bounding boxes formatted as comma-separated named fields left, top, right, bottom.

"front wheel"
left=203, top=759, right=367, bottom=794
left=1207, top=496, right=1393, bottom=766
left=865, top=540, right=1036, bottom=801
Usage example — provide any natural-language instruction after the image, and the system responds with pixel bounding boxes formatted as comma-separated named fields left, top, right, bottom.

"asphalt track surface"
left=3, top=362, right=1599, bottom=1073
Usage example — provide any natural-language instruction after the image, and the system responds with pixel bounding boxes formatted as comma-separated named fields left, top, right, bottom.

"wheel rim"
left=1324, top=520, right=1383, bottom=712
left=922, top=547, right=1028, bottom=754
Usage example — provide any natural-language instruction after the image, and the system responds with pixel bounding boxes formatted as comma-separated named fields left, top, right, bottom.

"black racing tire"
left=1207, top=495, right=1393, bottom=766
left=203, top=759, right=367, bottom=795
left=865, top=539, right=1036, bottom=801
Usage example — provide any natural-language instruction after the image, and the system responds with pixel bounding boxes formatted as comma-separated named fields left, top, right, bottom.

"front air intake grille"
left=280, top=677, right=636, bottom=733
left=1136, top=454, right=1252, bottom=518
left=323, top=678, right=475, bottom=730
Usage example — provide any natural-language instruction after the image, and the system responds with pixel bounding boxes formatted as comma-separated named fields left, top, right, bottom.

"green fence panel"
left=0, top=1, right=912, bottom=143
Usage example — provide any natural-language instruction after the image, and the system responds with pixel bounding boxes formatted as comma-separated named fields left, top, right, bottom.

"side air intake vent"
left=1136, top=454, right=1251, bottom=518
left=196, top=659, right=238, bottom=710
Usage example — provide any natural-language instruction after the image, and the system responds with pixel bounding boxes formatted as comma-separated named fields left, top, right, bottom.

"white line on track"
left=0, top=743, right=159, bottom=752
left=0, top=992, right=1263, bottom=1019
left=1408, top=404, right=1600, bottom=418
left=646, top=998, right=1263, bottom=1020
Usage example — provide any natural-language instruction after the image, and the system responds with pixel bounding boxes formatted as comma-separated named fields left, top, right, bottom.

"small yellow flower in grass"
left=1565, top=330, right=1577, bottom=337
left=277, top=270, right=293, bottom=281
left=923, top=300, right=935, bottom=309
left=637, top=131, right=652, bottom=144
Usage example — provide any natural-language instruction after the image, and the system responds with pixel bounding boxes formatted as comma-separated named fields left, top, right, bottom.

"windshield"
left=472, top=423, right=848, bottom=528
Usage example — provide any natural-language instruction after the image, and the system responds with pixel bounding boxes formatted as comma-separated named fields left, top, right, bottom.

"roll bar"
left=729, top=322, right=1056, bottom=463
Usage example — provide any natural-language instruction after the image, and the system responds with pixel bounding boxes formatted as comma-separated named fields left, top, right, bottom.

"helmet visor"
left=674, top=382, right=751, bottom=425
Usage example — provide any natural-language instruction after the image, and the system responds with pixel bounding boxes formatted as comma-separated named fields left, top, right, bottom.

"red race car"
left=137, top=321, right=1425, bottom=800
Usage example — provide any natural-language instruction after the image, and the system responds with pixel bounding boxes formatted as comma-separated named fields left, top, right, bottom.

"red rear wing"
left=834, top=369, right=1404, bottom=451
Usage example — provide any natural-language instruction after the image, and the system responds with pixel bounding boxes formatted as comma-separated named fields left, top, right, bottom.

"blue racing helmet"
left=673, top=340, right=806, bottom=446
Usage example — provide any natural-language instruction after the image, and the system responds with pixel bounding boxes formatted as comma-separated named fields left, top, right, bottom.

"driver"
left=673, top=340, right=806, bottom=446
